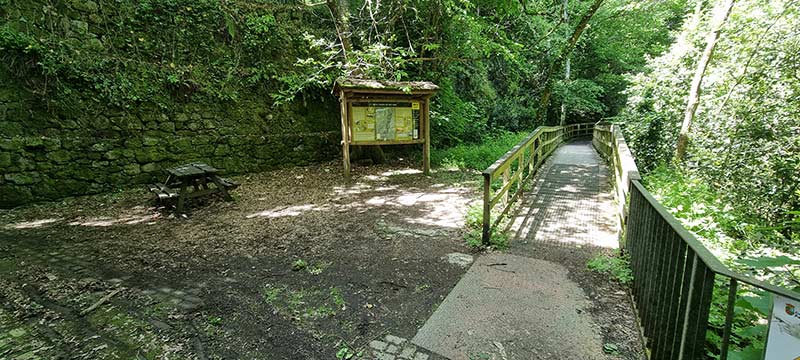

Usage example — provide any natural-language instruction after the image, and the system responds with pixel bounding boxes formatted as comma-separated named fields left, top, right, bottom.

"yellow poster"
left=352, top=106, right=375, bottom=142
left=351, top=102, right=420, bottom=143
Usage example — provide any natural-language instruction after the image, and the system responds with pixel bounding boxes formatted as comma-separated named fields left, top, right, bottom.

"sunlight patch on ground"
left=5, top=218, right=63, bottom=229
left=68, top=213, right=160, bottom=227
left=246, top=204, right=328, bottom=219
left=380, top=169, right=423, bottom=176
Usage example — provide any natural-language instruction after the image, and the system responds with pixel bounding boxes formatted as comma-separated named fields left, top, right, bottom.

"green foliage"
left=621, top=0, right=800, bottom=233
left=587, top=250, right=633, bottom=284
left=602, top=343, right=620, bottom=355
left=463, top=202, right=508, bottom=250
left=553, top=79, right=607, bottom=121
left=291, top=259, right=308, bottom=271
left=0, top=1, right=325, bottom=109
left=643, top=166, right=800, bottom=358
left=705, top=283, right=768, bottom=359
left=432, top=131, right=529, bottom=171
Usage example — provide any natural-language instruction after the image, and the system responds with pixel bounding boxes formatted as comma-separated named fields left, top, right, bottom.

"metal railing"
left=594, top=124, right=800, bottom=360
left=481, top=123, right=594, bottom=244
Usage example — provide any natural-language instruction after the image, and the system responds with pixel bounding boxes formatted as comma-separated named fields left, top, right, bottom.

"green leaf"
left=736, top=292, right=772, bottom=317
left=726, top=345, right=763, bottom=360
left=737, top=255, right=797, bottom=268
left=224, top=13, right=237, bottom=39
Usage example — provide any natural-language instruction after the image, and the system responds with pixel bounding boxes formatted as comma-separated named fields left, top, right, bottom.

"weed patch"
left=587, top=251, right=633, bottom=285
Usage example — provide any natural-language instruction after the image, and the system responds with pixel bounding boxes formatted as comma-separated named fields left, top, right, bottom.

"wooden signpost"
left=334, top=78, right=438, bottom=178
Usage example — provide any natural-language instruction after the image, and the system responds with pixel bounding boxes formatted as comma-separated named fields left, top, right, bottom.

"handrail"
left=481, top=123, right=594, bottom=244
left=593, top=125, right=800, bottom=360
left=592, top=124, right=640, bottom=235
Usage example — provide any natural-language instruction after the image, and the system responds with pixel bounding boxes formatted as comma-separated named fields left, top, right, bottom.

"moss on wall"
left=0, top=1, right=341, bottom=208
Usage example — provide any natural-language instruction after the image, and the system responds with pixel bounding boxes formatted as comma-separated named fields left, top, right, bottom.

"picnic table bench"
left=147, top=162, right=238, bottom=212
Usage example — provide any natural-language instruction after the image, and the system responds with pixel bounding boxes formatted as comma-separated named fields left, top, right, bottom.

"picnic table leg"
left=177, top=183, right=188, bottom=213
left=210, top=175, right=233, bottom=201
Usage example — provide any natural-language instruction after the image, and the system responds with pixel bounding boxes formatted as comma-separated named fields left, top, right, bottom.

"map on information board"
left=351, top=102, right=420, bottom=143
left=765, top=295, right=800, bottom=359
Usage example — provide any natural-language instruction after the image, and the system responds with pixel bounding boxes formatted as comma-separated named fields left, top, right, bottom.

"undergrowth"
left=431, top=131, right=529, bottom=171
left=464, top=202, right=508, bottom=250
left=587, top=250, right=633, bottom=285
left=643, top=165, right=800, bottom=359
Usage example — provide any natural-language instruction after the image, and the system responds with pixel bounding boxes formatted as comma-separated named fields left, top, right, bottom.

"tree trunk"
left=674, top=0, right=736, bottom=162
left=536, top=0, right=605, bottom=126
left=559, top=0, right=570, bottom=126
left=327, top=0, right=353, bottom=64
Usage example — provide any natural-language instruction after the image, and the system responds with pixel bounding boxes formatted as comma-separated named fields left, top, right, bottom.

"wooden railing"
left=481, top=123, right=594, bottom=243
left=592, top=123, right=640, bottom=236
left=595, top=125, right=800, bottom=360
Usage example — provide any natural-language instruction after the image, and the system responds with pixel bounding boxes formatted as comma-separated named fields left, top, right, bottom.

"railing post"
left=502, top=168, right=510, bottom=204
left=482, top=173, right=492, bottom=245
left=719, top=278, right=738, bottom=360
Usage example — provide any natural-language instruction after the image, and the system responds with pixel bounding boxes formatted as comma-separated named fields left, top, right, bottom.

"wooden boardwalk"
left=508, top=139, right=619, bottom=250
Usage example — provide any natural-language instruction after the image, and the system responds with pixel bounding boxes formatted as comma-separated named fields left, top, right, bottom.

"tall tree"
left=674, top=0, right=736, bottom=162
left=560, top=0, right=571, bottom=126
left=536, top=0, right=605, bottom=125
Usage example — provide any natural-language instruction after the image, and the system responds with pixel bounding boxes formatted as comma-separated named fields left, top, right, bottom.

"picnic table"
left=147, top=162, right=238, bottom=212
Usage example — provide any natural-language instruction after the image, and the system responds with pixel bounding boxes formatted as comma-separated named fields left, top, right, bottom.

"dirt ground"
left=1, top=158, right=645, bottom=360
left=0, top=161, right=479, bottom=359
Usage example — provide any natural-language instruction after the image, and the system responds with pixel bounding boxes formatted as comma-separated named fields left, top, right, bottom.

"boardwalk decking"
left=508, top=139, right=618, bottom=249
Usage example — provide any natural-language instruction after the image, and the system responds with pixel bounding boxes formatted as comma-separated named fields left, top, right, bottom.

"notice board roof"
left=335, top=78, right=439, bottom=95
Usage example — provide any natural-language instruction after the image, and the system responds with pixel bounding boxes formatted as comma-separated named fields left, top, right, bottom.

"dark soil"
left=0, top=161, right=479, bottom=359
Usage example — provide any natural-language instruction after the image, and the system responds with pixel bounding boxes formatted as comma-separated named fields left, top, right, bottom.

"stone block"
left=0, top=121, right=23, bottom=137
left=47, top=150, right=72, bottom=164
left=91, top=142, right=111, bottom=152
left=92, top=116, right=110, bottom=129
left=70, top=20, right=89, bottom=35
left=141, top=163, right=160, bottom=173
left=369, top=340, right=388, bottom=351
left=399, top=346, right=416, bottom=359
left=142, top=137, right=159, bottom=146
left=214, top=145, right=230, bottom=156
left=0, top=185, right=33, bottom=208
left=385, top=335, right=406, bottom=345
left=5, top=172, right=39, bottom=185
left=0, top=152, right=11, bottom=167
left=123, top=163, right=141, bottom=175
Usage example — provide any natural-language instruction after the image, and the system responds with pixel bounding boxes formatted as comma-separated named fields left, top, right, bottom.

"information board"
left=765, top=294, right=800, bottom=359
left=351, top=102, right=420, bottom=143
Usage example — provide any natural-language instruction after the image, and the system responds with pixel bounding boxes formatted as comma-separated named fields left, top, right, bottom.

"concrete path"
left=410, top=140, right=627, bottom=360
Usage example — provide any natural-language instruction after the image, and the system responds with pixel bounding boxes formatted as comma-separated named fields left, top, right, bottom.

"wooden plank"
left=350, top=139, right=425, bottom=146
left=423, top=97, right=431, bottom=175
left=217, top=177, right=239, bottom=189
left=148, top=184, right=178, bottom=199
left=209, top=175, right=233, bottom=201
left=191, top=162, right=218, bottom=174
left=339, top=92, right=351, bottom=179
left=482, top=174, right=492, bottom=244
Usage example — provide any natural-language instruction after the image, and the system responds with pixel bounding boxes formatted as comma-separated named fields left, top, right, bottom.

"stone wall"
left=0, top=0, right=346, bottom=208
left=0, top=88, right=341, bottom=208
